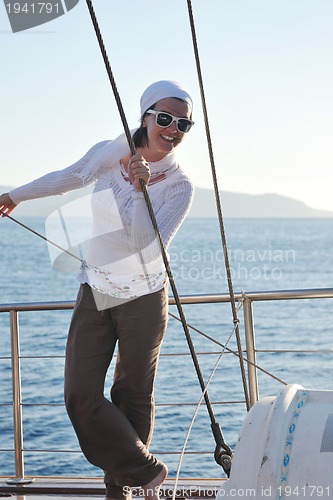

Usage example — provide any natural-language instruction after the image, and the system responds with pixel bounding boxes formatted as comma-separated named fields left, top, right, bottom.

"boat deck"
left=0, top=477, right=225, bottom=499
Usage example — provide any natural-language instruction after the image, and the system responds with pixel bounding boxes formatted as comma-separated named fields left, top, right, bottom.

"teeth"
left=161, top=135, right=174, bottom=141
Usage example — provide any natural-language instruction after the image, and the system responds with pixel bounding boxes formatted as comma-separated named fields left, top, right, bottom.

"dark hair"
left=132, top=98, right=192, bottom=148
left=132, top=121, right=149, bottom=149
left=132, top=103, right=156, bottom=149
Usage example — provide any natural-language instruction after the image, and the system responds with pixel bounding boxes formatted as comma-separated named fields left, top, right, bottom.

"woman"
left=0, top=80, right=194, bottom=499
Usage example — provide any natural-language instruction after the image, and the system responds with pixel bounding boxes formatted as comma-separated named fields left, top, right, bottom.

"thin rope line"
left=172, top=297, right=245, bottom=486
left=168, top=311, right=287, bottom=386
left=172, top=346, right=230, bottom=500
left=186, top=0, right=250, bottom=411
left=173, top=353, right=227, bottom=489
left=0, top=209, right=82, bottom=263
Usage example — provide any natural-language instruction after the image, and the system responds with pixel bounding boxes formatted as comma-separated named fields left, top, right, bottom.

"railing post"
left=243, top=297, right=259, bottom=407
left=7, top=309, right=33, bottom=485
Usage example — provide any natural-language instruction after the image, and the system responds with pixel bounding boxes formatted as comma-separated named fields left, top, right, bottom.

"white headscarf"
left=140, top=80, right=193, bottom=116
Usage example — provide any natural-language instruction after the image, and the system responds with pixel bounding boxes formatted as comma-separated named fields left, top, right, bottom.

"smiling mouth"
left=161, top=135, right=175, bottom=142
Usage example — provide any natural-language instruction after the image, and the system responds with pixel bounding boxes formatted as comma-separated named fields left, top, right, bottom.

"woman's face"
left=142, top=97, right=192, bottom=160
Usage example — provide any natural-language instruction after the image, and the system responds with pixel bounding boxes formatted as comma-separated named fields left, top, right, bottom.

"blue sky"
left=1, top=0, right=333, bottom=211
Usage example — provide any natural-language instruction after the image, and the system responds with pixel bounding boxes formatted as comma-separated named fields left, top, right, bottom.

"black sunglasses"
left=146, top=110, right=194, bottom=133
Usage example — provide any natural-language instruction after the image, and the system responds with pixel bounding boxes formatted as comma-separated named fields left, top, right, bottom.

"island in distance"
left=1, top=185, right=332, bottom=218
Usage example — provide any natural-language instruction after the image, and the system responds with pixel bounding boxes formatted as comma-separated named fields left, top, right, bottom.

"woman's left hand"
left=128, top=154, right=151, bottom=192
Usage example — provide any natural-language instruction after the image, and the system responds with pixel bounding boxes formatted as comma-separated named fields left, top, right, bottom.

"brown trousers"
left=64, top=283, right=168, bottom=491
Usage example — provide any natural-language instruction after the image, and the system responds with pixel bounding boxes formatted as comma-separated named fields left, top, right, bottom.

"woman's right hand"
left=0, top=193, right=17, bottom=217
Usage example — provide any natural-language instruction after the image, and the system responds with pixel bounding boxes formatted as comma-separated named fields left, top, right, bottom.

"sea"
left=1, top=216, right=333, bottom=479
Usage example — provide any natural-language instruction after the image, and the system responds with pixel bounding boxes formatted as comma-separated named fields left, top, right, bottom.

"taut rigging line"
left=84, top=0, right=233, bottom=475
left=186, top=0, right=251, bottom=412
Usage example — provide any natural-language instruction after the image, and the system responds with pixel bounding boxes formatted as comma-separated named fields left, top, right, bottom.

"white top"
left=10, top=136, right=194, bottom=301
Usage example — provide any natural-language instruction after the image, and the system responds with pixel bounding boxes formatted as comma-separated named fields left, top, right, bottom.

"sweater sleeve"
left=128, top=177, right=194, bottom=263
left=9, top=141, right=109, bottom=205
left=156, top=177, right=194, bottom=248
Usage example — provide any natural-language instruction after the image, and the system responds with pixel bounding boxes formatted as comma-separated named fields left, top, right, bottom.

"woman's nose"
left=166, top=120, right=178, bottom=132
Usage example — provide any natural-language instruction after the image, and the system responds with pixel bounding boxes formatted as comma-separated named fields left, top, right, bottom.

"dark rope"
left=168, top=311, right=288, bottom=386
left=186, top=0, right=250, bottom=411
left=84, top=0, right=232, bottom=460
left=85, top=0, right=135, bottom=154
left=0, top=210, right=82, bottom=263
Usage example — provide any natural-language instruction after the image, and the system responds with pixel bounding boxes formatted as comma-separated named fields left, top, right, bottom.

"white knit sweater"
left=9, top=138, right=194, bottom=300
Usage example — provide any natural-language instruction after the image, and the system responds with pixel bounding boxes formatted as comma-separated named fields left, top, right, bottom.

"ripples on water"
left=1, top=216, right=333, bottom=477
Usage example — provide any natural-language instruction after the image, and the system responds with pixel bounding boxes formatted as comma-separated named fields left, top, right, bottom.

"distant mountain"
left=188, top=188, right=333, bottom=218
left=1, top=184, right=332, bottom=218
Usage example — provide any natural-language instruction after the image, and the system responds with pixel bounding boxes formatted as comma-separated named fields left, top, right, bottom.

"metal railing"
left=1, top=287, right=333, bottom=483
